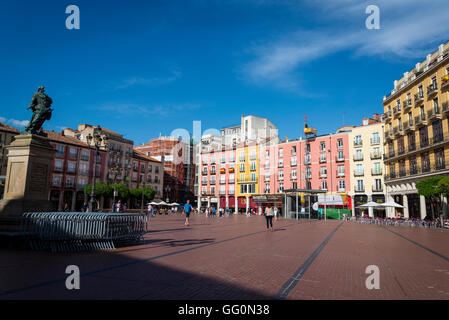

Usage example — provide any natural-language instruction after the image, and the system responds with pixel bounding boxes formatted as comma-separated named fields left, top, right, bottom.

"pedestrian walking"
left=63, top=203, right=69, bottom=212
left=184, top=199, right=192, bottom=226
left=264, top=206, right=274, bottom=231
left=115, top=200, right=121, bottom=213
left=147, top=203, right=153, bottom=216
left=274, top=206, right=279, bottom=221
left=81, top=202, right=88, bottom=212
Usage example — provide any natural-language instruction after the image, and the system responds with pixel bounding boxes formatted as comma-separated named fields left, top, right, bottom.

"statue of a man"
left=22, top=86, right=53, bottom=136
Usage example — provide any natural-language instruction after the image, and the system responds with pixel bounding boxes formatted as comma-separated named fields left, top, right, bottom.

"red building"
left=46, top=130, right=107, bottom=211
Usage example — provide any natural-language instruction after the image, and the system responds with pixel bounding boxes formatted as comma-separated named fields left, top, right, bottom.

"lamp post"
left=109, top=164, right=123, bottom=212
left=165, top=184, right=171, bottom=203
left=86, top=126, right=108, bottom=212
left=140, top=180, right=146, bottom=214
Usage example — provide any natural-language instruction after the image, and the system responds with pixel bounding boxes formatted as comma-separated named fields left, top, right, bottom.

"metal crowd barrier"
left=20, top=212, right=148, bottom=252
left=351, top=217, right=444, bottom=229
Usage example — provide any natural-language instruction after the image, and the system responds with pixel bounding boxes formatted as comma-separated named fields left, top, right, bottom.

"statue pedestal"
left=0, top=135, right=55, bottom=226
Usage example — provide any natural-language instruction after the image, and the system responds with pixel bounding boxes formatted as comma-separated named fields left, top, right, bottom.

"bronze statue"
left=22, top=86, right=53, bottom=136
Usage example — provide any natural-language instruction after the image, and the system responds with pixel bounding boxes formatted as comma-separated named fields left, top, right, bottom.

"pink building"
left=199, top=147, right=237, bottom=211
left=259, top=131, right=351, bottom=207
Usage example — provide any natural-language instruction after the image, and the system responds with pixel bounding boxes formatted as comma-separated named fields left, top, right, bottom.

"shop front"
left=354, top=195, right=368, bottom=217
left=372, top=194, right=386, bottom=218
left=252, top=194, right=284, bottom=216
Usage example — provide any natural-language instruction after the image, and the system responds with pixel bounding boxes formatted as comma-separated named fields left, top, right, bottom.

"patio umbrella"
left=170, top=202, right=180, bottom=206
left=356, top=201, right=383, bottom=209
left=157, top=201, right=167, bottom=205
left=380, top=201, right=404, bottom=208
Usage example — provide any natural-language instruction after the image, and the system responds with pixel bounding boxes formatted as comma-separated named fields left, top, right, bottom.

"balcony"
left=81, top=155, right=89, bottom=161
left=397, top=147, right=406, bottom=155
left=355, top=186, right=365, bottom=193
left=403, top=99, right=412, bottom=112
left=383, top=110, right=392, bottom=120
left=54, top=166, right=63, bottom=172
left=414, top=92, right=424, bottom=105
left=335, top=156, right=345, bottom=162
left=442, top=75, right=449, bottom=90
left=336, top=171, right=345, bottom=177
left=427, top=108, right=442, bottom=121
left=403, top=120, right=415, bottom=132
left=414, top=115, right=427, bottom=127
left=210, top=170, right=216, bottom=175
left=353, top=154, right=363, bottom=161
left=384, top=131, right=393, bottom=141
left=427, top=83, right=438, bottom=96
left=52, top=181, right=62, bottom=187
left=278, top=176, right=284, bottom=181
left=371, top=168, right=383, bottom=175
left=237, top=177, right=258, bottom=184
left=370, top=152, right=381, bottom=160
left=319, top=158, right=326, bottom=163
left=372, top=185, right=383, bottom=193
left=393, top=106, right=401, bottom=117
left=399, top=169, right=407, bottom=177
left=370, top=138, right=380, bottom=145
left=202, top=181, right=208, bottom=185
left=290, top=175, right=298, bottom=180
left=354, top=140, right=363, bottom=147
left=407, top=141, right=416, bottom=152
left=68, top=153, right=77, bottom=160
left=228, top=179, right=235, bottom=183
left=442, top=102, right=449, bottom=114
left=393, top=126, right=403, bottom=137
left=228, top=190, right=235, bottom=195
left=319, top=173, right=327, bottom=178
left=220, top=179, right=226, bottom=184
left=354, top=170, right=364, bottom=177
left=388, top=150, right=395, bottom=158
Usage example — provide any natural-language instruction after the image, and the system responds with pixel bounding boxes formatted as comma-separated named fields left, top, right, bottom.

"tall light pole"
left=86, top=126, right=108, bottom=212
left=165, top=184, right=171, bottom=203
left=140, top=180, right=146, bottom=213
left=109, top=164, right=122, bottom=212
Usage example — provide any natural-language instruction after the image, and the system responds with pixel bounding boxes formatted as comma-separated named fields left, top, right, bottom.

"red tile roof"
left=0, top=122, right=20, bottom=134
left=44, top=130, right=89, bottom=147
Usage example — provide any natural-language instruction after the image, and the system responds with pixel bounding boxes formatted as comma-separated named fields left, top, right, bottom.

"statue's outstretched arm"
left=27, top=94, right=37, bottom=110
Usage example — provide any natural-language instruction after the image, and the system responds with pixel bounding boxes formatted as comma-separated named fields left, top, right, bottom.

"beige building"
left=382, top=41, right=449, bottom=219
left=0, top=122, right=20, bottom=198
left=65, top=125, right=134, bottom=186
left=348, top=115, right=386, bottom=217
left=130, top=151, right=164, bottom=200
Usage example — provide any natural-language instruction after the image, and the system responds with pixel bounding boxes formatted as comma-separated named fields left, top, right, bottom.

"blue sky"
left=1, top=0, right=449, bottom=145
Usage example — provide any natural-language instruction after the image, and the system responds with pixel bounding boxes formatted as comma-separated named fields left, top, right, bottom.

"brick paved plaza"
left=0, top=214, right=448, bottom=300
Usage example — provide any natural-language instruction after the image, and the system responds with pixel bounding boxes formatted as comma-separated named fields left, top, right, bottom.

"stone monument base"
left=0, top=134, right=55, bottom=232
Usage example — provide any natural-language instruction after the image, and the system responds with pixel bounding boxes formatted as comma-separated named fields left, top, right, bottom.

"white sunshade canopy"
left=380, top=201, right=404, bottom=208
left=356, top=201, right=383, bottom=208
left=170, top=202, right=180, bottom=206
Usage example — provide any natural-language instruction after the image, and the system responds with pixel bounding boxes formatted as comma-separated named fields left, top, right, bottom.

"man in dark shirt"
left=184, top=200, right=192, bottom=226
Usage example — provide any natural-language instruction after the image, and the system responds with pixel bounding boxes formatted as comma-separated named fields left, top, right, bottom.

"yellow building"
left=236, top=141, right=260, bottom=212
left=382, top=41, right=449, bottom=219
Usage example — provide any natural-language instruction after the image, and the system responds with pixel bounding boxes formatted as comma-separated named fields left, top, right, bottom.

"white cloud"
left=8, top=119, right=29, bottom=127
left=243, top=0, right=449, bottom=91
left=0, top=117, right=6, bottom=123
left=115, top=70, right=182, bottom=90
left=95, top=102, right=201, bottom=118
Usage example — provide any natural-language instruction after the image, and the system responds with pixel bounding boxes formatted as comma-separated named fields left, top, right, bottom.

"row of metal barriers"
left=20, top=212, right=148, bottom=252
left=351, top=217, right=446, bottom=228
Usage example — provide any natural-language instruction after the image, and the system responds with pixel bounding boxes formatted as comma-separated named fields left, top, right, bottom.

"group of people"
left=114, top=200, right=127, bottom=213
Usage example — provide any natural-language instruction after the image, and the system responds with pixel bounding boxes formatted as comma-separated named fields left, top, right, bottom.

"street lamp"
left=165, top=184, right=171, bottom=203
left=109, top=164, right=123, bottom=212
left=86, top=125, right=108, bottom=212
left=140, top=180, right=146, bottom=214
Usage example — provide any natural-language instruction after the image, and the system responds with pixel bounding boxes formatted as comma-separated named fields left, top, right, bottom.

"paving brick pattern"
left=0, top=214, right=447, bottom=300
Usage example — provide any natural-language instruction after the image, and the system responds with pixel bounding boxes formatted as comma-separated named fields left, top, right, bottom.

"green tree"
left=142, top=187, right=155, bottom=201
left=84, top=182, right=110, bottom=197
left=112, top=183, right=129, bottom=200
left=416, top=176, right=444, bottom=222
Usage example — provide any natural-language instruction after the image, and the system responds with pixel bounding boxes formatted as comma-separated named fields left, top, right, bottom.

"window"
left=264, top=184, right=270, bottom=194
left=320, top=166, right=327, bottom=177
left=320, top=141, right=326, bottom=151
left=229, top=185, right=235, bottom=195
left=306, top=167, right=311, bottom=178
left=321, top=181, right=327, bottom=190
left=291, top=156, right=297, bottom=166
left=433, top=120, right=443, bottom=143
left=240, top=173, right=245, bottom=182
left=230, top=153, right=235, bottom=162
left=220, top=185, right=225, bottom=195
left=265, top=150, right=269, bottom=159
left=67, top=161, right=76, bottom=173
left=306, top=144, right=311, bottom=153
left=54, top=159, right=63, bottom=171
left=372, top=162, right=382, bottom=175
left=69, top=147, right=76, bottom=158
left=250, top=150, right=256, bottom=160
left=240, top=163, right=245, bottom=172
left=52, top=175, right=62, bottom=187
left=250, top=161, right=256, bottom=171
left=337, top=165, right=345, bottom=176
left=240, top=151, right=245, bottom=161
left=291, top=169, right=297, bottom=179
left=371, top=132, right=380, bottom=144
left=305, top=154, right=311, bottom=164
left=354, top=135, right=362, bottom=146
left=265, top=160, right=269, bottom=169
left=374, top=179, right=382, bottom=191
left=434, top=98, right=440, bottom=113
left=279, top=148, right=283, bottom=157
left=357, top=180, right=364, bottom=191
left=337, top=139, right=343, bottom=149
left=278, top=159, right=284, bottom=167
left=355, top=163, right=363, bottom=175
left=279, top=183, right=284, bottom=192
left=355, top=149, right=363, bottom=160
left=211, top=165, right=216, bottom=174
left=251, top=173, right=256, bottom=181
left=338, top=180, right=345, bottom=191
left=229, top=173, right=235, bottom=183
left=202, top=186, right=207, bottom=195
left=291, top=146, right=296, bottom=156
left=337, top=151, right=344, bottom=161
left=220, top=175, right=225, bottom=184
left=279, top=170, right=284, bottom=180
left=211, top=186, right=215, bottom=194
left=320, top=153, right=326, bottom=163
left=56, top=145, right=64, bottom=156
left=221, top=154, right=226, bottom=163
